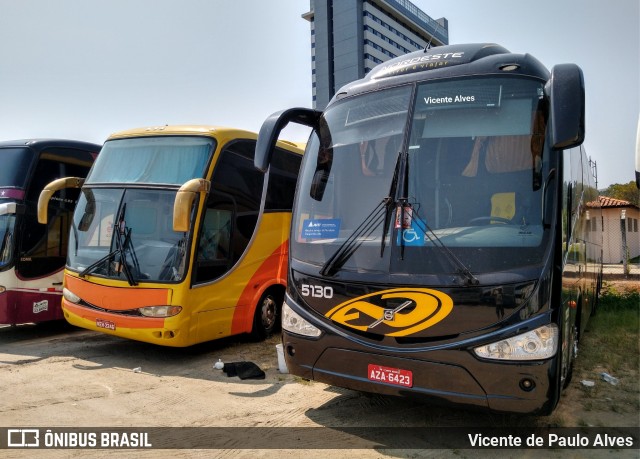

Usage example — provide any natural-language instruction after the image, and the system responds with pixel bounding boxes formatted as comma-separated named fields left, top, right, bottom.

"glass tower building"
left=303, top=0, right=449, bottom=109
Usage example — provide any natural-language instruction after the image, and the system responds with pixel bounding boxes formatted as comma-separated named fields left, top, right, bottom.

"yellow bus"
left=38, top=126, right=303, bottom=346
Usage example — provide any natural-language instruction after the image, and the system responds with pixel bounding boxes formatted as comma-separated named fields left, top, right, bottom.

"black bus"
left=255, top=43, right=602, bottom=414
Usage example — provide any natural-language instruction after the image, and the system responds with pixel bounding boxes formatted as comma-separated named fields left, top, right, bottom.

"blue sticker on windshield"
left=302, top=219, right=341, bottom=239
left=396, top=219, right=426, bottom=246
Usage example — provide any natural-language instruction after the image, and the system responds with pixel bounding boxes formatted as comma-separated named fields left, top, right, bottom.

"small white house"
left=592, top=196, right=640, bottom=264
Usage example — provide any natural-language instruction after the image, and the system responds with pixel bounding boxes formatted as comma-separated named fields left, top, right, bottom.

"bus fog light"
left=63, top=288, right=81, bottom=304
left=520, top=378, right=536, bottom=391
left=282, top=301, right=321, bottom=337
left=138, top=306, right=182, bottom=318
left=474, top=324, right=558, bottom=361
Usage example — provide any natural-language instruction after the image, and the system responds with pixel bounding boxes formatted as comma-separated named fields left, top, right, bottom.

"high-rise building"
left=303, top=0, right=449, bottom=109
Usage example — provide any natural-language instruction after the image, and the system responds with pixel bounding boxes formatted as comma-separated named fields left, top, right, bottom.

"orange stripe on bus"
left=230, top=240, right=288, bottom=335
left=63, top=300, right=164, bottom=329
left=65, top=275, right=170, bottom=311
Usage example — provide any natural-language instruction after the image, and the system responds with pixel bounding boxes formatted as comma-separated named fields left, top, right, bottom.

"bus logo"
left=7, top=429, right=40, bottom=447
left=325, top=288, right=453, bottom=337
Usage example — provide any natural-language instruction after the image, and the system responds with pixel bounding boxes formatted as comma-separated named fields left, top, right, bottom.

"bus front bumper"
left=281, top=329, right=558, bottom=415
left=62, top=300, right=190, bottom=347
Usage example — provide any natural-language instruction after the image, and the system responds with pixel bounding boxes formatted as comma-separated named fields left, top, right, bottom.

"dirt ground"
left=0, top=280, right=637, bottom=458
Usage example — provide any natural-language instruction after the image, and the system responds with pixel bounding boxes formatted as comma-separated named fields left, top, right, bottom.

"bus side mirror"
left=255, top=107, right=322, bottom=172
left=78, top=189, right=96, bottom=232
left=37, top=177, right=84, bottom=224
left=547, top=63, right=585, bottom=150
left=173, top=179, right=211, bottom=232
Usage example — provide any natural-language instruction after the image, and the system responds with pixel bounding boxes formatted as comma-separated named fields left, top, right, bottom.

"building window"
left=363, top=9, right=428, bottom=50
left=364, top=39, right=397, bottom=59
left=364, top=53, right=383, bottom=65
left=364, top=25, right=411, bottom=54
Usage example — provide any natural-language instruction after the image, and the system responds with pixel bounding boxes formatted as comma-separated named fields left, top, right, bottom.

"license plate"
left=367, top=364, right=413, bottom=387
left=96, top=319, right=116, bottom=331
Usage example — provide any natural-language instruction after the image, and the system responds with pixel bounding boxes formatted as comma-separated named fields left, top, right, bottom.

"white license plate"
left=96, top=319, right=116, bottom=331
left=367, top=364, right=413, bottom=387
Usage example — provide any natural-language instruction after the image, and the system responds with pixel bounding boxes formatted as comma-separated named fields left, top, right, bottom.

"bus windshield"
left=0, top=147, right=35, bottom=189
left=67, top=135, right=215, bottom=282
left=68, top=188, right=188, bottom=283
left=0, top=211, right=16, bottom=268
left=292, top=77, right=551, bottom=277
left=86, top=136, right=213, bottom=185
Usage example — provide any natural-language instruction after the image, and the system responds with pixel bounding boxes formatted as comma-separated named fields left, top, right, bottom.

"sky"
left=0, top=0, right=637, bottom=188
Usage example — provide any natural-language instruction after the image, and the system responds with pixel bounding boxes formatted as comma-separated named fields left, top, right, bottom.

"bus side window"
left=194, top=193, right=234, bottom=284
left=193, top=140, right=264, bottom=284
left=265, top=147, right=302, bottom=211
left=18, top=154, right=92, bottom=279
left=199, top=207, right=231, bottom=262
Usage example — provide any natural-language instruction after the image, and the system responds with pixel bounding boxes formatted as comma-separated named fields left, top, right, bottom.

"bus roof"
left=333, top=43, right=550, bottom=103
left=0, top=138, right=101, bottom=152
left=107, top=125, right=303, bottom=154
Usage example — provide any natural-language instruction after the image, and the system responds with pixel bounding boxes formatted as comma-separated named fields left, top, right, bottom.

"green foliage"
left=580, top=290, right=639, bottom=378
left=598, top=290, right=640, bottom=311
left=600, top=181, right=639, bottom=207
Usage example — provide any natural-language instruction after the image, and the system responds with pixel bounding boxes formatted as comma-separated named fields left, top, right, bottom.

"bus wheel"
left=250, top=290, right=282, bottom=340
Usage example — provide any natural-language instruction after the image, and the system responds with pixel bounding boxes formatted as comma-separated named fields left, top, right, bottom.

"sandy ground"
left=0, top=280, right=637, bottom=458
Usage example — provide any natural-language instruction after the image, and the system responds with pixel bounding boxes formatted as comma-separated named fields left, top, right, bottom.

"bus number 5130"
left=301, top=284, right=333, bottom=299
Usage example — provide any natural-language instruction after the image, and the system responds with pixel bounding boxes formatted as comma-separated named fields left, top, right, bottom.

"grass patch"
left=598, top=289, right=640, bottom=311
left=579, top=290, right=639, bottom=382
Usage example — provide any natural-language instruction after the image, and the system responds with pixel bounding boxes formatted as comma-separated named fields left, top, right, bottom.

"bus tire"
left=250, top=289, right=283, bottom=341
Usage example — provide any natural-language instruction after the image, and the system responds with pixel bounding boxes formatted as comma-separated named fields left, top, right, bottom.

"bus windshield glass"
left=292, top=77, right=551, bottom=276
left=0, top=212, right=16, bottom=268
left=86, top=136, right=214, bottom=185
left=0, top=147, right=35, bottom=189
left=68, top=188, right=188, bottom=283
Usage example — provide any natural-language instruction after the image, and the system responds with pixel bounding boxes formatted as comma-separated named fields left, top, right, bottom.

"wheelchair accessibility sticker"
left=396, top=218, right=426, bottom=246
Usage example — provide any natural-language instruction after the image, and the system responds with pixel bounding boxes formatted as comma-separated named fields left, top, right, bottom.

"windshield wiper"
left=80, top=203, right=139, bottom=286
left=379, top=150, right=404, bottom=257
left=394, top=148, right=478, bottom=286
left=319, top=197, right=391, bottom=277
left=409, top=205, right=480, bottom=286
left=319, top=144, right=406, bottom=277
left=80, top=247, right=118, bottom=278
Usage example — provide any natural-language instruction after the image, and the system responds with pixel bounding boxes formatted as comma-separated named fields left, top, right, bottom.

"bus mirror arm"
left=37, top=177, right=85, bottom=224
left=255, top=108, right=322, bottom=172
left=173, top=179, right=211, bottom=232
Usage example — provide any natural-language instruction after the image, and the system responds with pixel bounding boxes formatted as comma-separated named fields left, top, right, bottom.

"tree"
left=600, top=181, right=639, bottom=207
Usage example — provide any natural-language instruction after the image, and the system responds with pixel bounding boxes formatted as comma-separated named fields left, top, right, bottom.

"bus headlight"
left=138, top=306, right=182, bottom=318
left=63, top=288, right=81, bottom=304
left=0, top=285, right=5, bottom=294
left=282, top=301, right=322, bottom=337
left=474, top=324, right=558, bottom=361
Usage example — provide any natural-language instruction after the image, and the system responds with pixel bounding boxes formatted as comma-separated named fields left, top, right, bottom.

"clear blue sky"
left=0, top=0, right=637, bottom=188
